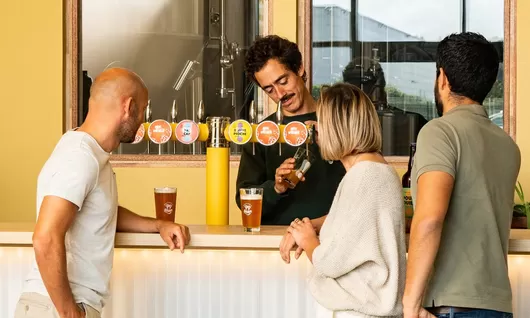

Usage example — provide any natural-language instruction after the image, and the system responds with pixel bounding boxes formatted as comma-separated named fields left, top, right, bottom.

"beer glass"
left=283, top=147, right=315, bottom=189
left=154, top=187, right=177, bottom=222
left=239, top=188, right=263, bottom=232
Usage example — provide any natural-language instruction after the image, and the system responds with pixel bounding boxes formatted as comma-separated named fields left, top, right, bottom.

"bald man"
left=14, top=68, right=190, bottom=318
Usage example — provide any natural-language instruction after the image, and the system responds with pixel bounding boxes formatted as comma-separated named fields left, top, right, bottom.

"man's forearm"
left=117, top=206, right=159, bottom=232
left=403, top=219, right=444, bottom=309
left=34, top=237, right=78, bottom=317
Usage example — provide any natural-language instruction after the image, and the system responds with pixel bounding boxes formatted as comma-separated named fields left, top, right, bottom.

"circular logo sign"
left=132, top=124, right=145, bottom=144
left=255, top=121, right=280, bottom=146
left=228, top=120, right=252, bottom=145
left=243, top=203, right=252, bottom=216
left=174, top=120, right=200, bottom=144
left=283, top=121, right=308, bottom=147
left=148, top=119, right=172, bottom=144
left=163, top=202, right=174, bottom=214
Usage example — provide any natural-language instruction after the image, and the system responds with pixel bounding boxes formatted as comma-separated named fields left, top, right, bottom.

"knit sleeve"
left=312, top=165, right=405, bottom=282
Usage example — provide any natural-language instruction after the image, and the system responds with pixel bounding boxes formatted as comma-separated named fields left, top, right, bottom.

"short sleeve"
left=44, top=150, right=99, bottom=210
left=414, top=120, right=457, bottom=180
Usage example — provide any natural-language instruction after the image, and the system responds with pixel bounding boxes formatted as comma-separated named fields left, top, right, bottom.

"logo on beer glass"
left=163, top=202, right=173, bottom=214
left=243, top=203, right=253, bottom=216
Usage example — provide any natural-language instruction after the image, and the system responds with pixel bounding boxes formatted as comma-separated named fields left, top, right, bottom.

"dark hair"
left=245, top=35, right=306, bottom=84
left=436, top=32, right=500, bottom=104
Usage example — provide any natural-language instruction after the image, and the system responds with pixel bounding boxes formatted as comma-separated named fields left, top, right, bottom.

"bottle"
left=402, top=142, right=416, bottom=232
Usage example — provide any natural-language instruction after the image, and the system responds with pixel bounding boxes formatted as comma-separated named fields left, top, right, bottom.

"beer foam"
left=154, top=187, right=177, bottom=194
left=241, top=194, right=262, bottom=200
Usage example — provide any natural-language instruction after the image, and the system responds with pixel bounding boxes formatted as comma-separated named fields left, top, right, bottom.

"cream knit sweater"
left=308, top=161, right=407, bottom=317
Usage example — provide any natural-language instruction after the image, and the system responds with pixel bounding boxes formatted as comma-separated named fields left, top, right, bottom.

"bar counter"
left=1, top=223, right=530, bottom=317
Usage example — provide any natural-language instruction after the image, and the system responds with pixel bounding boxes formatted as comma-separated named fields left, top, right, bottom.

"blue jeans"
left=433, top=308, right=512, bottom=318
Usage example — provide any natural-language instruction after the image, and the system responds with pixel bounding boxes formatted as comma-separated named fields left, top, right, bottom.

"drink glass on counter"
left=283, top=147, right=315, bottom=189
left=239, top=188, right=263, bottom=232
left=154, top=187, right=177, bottom=222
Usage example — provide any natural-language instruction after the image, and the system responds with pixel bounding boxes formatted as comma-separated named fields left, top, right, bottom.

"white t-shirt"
left=23, top=130, right=118, bottom=313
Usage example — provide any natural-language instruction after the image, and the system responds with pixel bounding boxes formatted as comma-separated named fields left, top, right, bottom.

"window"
left=78, top=0, right=265, bottom=156
left=311, top=0, right=505, bottom=156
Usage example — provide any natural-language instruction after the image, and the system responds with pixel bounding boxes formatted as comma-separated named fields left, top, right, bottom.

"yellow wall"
left=516, top=2, right=530, bottom=192
left=0, top=1, right=64, bottom=222
left=0, top=1, right=526, bottom=222
left=272, top=0, right=298, bottom=41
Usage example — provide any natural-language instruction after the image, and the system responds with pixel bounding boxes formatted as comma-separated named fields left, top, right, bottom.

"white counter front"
left=0, top=223, right=529, bottom=318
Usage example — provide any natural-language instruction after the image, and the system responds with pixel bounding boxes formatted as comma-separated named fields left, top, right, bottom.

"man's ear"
left=297, top=64, right=305, bottom=78
left=123, top=97, right=134, bottom=118
left=439, top=68, right=450, bottom=91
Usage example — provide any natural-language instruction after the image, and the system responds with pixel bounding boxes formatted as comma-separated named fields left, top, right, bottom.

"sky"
left=312, top=0, right=504, bottom=41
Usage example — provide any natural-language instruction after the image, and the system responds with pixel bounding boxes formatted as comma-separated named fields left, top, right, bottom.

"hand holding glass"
left=283, top=147, right=315, bottom=189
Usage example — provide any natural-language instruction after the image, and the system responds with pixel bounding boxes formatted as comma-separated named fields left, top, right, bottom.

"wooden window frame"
left=298, top=0, right=517, bottom=169
left=65, top=0, right=516, bottom=169
left=64, top=0, right=273, bottom=168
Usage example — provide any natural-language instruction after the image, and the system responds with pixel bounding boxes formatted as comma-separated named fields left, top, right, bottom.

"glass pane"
left=80, top=0, right=263, bottom=155
left=357, top=0, right=461, bottom=42
left=312, top=0, right=505, bottom=156
left=467, top=0, right=504, bottom=129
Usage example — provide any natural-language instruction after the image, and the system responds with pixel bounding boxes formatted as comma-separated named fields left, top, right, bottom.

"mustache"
left=280, top=93, right=295, bottom=103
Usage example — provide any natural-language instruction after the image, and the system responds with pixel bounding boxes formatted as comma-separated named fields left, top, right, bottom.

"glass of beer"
left=239, top=188, right=263, bottom=232
left=283, top=147, right=315, bottom=189
left=154, top=187, right=177, bottom=222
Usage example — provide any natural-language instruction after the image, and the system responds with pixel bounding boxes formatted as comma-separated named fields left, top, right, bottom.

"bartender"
left=235, top=35, right=345, bottom=227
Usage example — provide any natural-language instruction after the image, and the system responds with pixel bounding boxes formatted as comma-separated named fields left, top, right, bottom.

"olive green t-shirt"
left=411, top=104, right=521, bottom=313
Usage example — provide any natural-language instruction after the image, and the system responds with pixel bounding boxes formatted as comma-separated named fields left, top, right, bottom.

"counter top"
left=0, top=223, right=287, bottom=250
left=1, top=223, right=530, bottom=253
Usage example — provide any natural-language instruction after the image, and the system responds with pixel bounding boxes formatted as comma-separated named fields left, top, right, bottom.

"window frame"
left=300, top=0, right=517, bottom=168
left=64, top=0, right=273, bottom=167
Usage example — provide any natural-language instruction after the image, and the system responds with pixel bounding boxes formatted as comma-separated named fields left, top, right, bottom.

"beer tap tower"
left=134, top=100, right=313, bottom=226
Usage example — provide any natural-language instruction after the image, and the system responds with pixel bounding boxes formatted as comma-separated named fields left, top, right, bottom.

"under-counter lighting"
left=0, top=248, right=529, bottom=317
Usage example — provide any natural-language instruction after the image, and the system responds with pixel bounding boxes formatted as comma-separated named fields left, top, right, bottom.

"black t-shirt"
left=235, top=112, right=346, bottom=225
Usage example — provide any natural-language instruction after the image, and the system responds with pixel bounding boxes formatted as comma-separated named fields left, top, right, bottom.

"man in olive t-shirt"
left=403, top=32, right=521, bottom=318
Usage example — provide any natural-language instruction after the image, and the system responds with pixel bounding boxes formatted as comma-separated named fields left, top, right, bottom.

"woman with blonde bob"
left=286, top=82, right=407, bottom=318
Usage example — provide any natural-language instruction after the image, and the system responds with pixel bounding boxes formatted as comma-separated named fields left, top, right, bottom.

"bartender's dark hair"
left=436, top=32, right=499, bottom=104
left=245, top=35, right=306, bottom=85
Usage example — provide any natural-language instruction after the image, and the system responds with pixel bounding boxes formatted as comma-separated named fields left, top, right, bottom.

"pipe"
left=219, top=0, right=228, bottom=98
left=205, top=116, right=231, bottom=225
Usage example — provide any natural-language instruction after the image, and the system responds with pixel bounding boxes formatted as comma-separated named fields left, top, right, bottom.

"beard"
left=434, top=80, right=444, bottom=117
left=117, top=106, right=141, bottom=143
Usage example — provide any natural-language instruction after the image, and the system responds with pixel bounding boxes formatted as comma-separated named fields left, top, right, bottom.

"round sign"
left=174, top=120, right=200, bottom=144
left=148, top=119, right=172, bottom=144
left=255, top=121, right=280, bottom=146
left=228, top=119, right=253, bottom=145
left=283, top=121, right=308, bottom=147
left=132, top=124, right=145, bottom=144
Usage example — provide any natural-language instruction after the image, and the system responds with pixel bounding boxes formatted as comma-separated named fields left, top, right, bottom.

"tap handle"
left=197, top=100, right=205, bottom=123
left=276, top=100, right=283, bottom=125
left=144, top=100, right=152, bottom=122
left=249, top=100, right=256, bottom=124
left=170, top=100, right=178, bottom=123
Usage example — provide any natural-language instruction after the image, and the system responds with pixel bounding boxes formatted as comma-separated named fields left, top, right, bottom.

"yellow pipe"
left=250, top=124, right=258, bottom=143
left=206, top=147, right=230, bottom=225
left=278, top=124, right=286, bottom=143
left=142, top=122, right=151, bottom=141
left=198, top=123, right=209, bottom=141
left=224, top=126, right=230, bottom=141
left=170, top=122, right=177, bottom=141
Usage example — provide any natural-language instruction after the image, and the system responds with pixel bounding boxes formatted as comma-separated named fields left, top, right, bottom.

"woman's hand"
left=287, top=217, right=319, bottom=251
left=279, top=231, right=304, bottom=264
